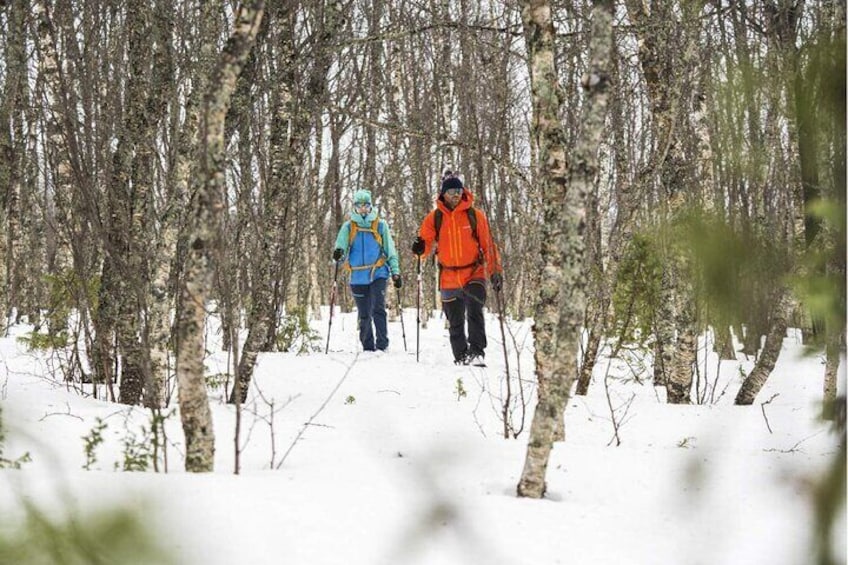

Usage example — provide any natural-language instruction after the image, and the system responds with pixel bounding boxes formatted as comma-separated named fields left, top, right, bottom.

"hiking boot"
left=454, top=350, right=470, bottom=365
left=466, top=353, right=485, bottom=366
left=464, top=348, right=485, bottom=366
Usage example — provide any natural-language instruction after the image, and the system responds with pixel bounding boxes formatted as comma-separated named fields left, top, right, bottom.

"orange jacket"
left=417, top=188, right=502, bottom=290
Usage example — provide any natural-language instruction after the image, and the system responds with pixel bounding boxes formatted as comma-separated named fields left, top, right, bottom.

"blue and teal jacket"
left=333, top=208, right=400, bottom=286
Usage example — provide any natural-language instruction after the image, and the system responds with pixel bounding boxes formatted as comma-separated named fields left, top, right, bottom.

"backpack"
left=433, top=207, right=482, bottom=271
left=344, top=218, right=387, bottom=278
left=434, top=207, right=479, bottom=245
left=348, top=218, right=383, bottom=248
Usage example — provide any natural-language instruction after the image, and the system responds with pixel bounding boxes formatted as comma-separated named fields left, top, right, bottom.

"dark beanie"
left=440, top=176, right=464, bottom=195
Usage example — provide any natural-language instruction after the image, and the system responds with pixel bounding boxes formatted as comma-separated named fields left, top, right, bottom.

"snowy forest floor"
left=0, top=309, right=845, bottom=565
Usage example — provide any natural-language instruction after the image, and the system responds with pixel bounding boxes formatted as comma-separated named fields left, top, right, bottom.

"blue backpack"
left=344, top=218, right=387, bottom=281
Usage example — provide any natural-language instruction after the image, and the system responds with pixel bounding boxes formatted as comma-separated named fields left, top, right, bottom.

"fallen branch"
left=275, top=353, right=360, bottom=469
left=39, top=402, right=83, bottom=422
left=760, top=393, right=780, bottom=434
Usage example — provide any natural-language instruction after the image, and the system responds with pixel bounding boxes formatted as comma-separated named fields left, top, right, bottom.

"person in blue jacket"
left=333, top=189, right=401, bottom=352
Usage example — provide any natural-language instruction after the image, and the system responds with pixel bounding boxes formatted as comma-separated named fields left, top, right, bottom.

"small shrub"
left=17, top=330, right=69, bottom=351
left=0, top=499, right=174, bottom=564
left=206, top=373, right=229, bottom=391
left=276, top=308, right=321, bottom=354
left=345, top=395, right=356, bottom=405
left=117, top=428, right=152, bottom=472
left=0, top=407, right=31, bottom=469
left=610, top=233, right=663, bottom=348
left=455, top=378, right=467, bottom=400
left=82, top=418, right=107, bottom=470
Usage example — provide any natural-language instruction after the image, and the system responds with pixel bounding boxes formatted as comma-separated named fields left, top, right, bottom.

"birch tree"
left=1, top=0, right=31, bottom=336
left=517, top=0, right=612, bottom=499
left=149, top=2, right=221, bottom=410
left=176, top=0, right=265, bottom=472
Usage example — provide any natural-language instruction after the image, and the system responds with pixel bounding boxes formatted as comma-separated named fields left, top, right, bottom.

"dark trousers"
left=442, top=280, right=487, bottom=361
left=350, top=277, right=388, bottom=351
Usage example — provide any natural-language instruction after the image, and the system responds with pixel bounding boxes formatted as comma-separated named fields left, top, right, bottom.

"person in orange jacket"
left=411, top=172, right=503, bottom=365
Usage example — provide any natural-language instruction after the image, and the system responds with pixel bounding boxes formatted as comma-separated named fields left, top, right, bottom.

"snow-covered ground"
left=0, top=309, right=844, bottom=564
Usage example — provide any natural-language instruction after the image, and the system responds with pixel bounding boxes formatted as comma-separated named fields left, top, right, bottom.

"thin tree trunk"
left=33, top=0, right=74, bottom=342
left=577, top=57, right=643, bottom=394
left=653, top=266, right=675, bottom=386
left=152, top=2, right=220, bottom=399
left=735, top=290, right=790, bottom=405
left=625, top=1, right=707, bottom=403
left=515, top=0, right=570, bottom=499
left=517, top=0, right=612, bottom=499
left=823, top=329, right=840, bottom=407
left=575, top=326, right=601, bottom=395
left=114, top=0, right=154, bottom=406
left=141, top=2, right=178, bottom=408
left=176, top=0, right=265, bottom=472
left=667, top=304, right=696, bottom=404
left=575, top=164, right=603, bottom=397
left=2, top=0, right=28, bottom=335
left=231, top=0, right=338, bottom=401
left=33, top=0, right=114, bottom=395
left=714, top=325, right=736, bottom=360
left=265, top=5, right=298, bottom=334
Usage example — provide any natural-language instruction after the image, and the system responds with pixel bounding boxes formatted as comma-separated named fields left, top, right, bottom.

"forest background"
left=0, top=0, right=845, bottom=561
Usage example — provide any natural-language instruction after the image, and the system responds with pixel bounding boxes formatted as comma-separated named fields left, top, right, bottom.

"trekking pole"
left=325, top=260, right=341, bottom=354
left=415, top=255, right=422, bottom=362
left=493, top=281, right=513, bottom=437
left=397, top=285, right=408, bottom=352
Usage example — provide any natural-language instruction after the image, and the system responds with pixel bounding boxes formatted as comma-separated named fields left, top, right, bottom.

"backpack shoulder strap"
left=347, top=220, right=358, bottom=249
left=466, top=207, right=478, bottom=242
left=371, top=218, right=384, bottom=247
left=349, top=218, right=383, bottom=247
left=434, top=207, right=478, bottom=243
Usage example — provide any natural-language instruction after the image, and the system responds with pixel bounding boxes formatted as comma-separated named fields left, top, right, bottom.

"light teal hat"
left=353, top=189, right=372, bottom=205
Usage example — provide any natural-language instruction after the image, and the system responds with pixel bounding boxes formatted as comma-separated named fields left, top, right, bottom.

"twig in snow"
left=275, top=353, right=360, bottom=469
left=760, top=393, right=780, bottom=434
left=39, top=402, right=83, bottom=422
left=247, top=377, right=300, bottom=469
left=603, top=356, right=636, bottom=446
left=764, top=430, right=826, bottom=453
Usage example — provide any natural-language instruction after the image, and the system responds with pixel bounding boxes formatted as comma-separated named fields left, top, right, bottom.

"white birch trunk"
left=176, top=0, right=265, bottom=472
left=517, top=0, right=613, bottom=499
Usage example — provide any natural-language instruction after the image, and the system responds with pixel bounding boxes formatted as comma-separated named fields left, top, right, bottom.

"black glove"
left=411, top=237, right=425, bottom=256
left=392, top=274, right=402, bottom=288
left=490, top=272, right=503, bottom=292
left=332, top=248, right=344, bottom=261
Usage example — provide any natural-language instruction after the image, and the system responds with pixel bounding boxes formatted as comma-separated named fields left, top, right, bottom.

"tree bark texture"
left=176, top=0, right=265, bottom=472
left=667, top=299, right=696, bottom=404
left=33, top=0, right=74, bottom=341
left=734, top=290, right=791, bottom=405
left=823, top=330, right=841, bottom=406
left=714, top=325, right=737, bottom=360
left=517, top=0, right=612, bottom=499
left=515, top=0, right=569, bottom=499
left=1, top=0, right=28, bottom=335
left=652, top=266, right=675, bottom=387
left=138, top=2, right=175, bottom=408
left=149, top=2, right=220, bottom=409
left=114, top=0, right=154, bottom=406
